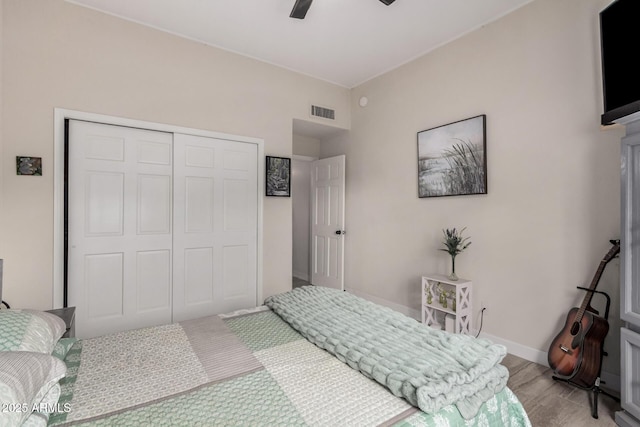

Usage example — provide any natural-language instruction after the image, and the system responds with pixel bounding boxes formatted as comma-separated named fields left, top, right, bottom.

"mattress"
left=47, top=303, right=531, bottom=426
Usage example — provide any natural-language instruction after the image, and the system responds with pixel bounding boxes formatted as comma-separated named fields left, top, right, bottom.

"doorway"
left=292, top=156, right=314, bottom=288
left=291, top=130, right=346, bottom=291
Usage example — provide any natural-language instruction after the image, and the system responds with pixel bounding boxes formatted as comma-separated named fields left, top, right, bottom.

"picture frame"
left=417, top=115, right=487, bottom=198
left=265, top=156, right=291, bottom=197
left=16, top=156, right=43, bottom=176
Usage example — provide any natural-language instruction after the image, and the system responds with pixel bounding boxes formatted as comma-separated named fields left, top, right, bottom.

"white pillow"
left=0, top=351, right=67, bottom=427
left=0, top=310, right=66, bottom=354
left=20, top=383, right=62, bottom=427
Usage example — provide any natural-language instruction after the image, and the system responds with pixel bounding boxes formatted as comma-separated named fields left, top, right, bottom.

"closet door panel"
left=224, top=179, right=249, bottom=230
left=85, top=252, right=124, bottom=319
left=68, top=120, right=173, bottom=339
left=183, top=247, right=214, bottom=305
left=173, top=134, right=258, bottom=322
left=85, top=172, right=124, bottom=236
left=217, top=144, right=258, bottom=314
left=137, top=174, right=172, bottom=234
left=184, top=177, right=215, bottom=233
left=222, top=245, right=250, bottom=298
left=136, top=250, right=171, bottom=313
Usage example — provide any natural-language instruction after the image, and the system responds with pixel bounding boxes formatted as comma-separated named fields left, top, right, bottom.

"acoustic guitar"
left=547, top=240, right=619, bottom=388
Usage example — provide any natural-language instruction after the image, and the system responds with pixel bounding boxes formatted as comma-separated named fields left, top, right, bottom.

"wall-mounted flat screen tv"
left=600, top=0, right=640, bottom=125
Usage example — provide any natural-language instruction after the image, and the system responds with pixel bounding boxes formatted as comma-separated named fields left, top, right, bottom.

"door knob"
left=335, top=230, right=346, bottom=235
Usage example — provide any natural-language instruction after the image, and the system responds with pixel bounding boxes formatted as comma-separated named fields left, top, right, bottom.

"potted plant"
left=440, top=227, right=471, bottom=281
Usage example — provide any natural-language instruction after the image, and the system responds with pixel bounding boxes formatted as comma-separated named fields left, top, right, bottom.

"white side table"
left=422, top=274, right=472, bottom=334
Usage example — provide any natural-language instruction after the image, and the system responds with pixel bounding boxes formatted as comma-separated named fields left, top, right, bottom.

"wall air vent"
left=310, top=105, right=336, bottom=120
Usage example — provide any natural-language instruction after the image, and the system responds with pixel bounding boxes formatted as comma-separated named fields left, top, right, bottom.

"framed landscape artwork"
left=417, top=115, right=487, bottom=198
left=265, top=156, right=291, bottom=197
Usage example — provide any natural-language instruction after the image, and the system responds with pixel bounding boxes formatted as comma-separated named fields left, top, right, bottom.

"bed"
left=1, top=286, right=531, bottom=427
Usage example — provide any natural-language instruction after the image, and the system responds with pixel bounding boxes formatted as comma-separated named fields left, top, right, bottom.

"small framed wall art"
left=417, top=115, right=487, bottom=198
left=265, top=156, right=291, bottom=197
left=16, top=156, right=43, bottom=176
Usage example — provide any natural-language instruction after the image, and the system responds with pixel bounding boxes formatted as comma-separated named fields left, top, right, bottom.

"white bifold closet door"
left=172, top=133, right=257, bottom=323
left=68, top=121, right=257, bottom=339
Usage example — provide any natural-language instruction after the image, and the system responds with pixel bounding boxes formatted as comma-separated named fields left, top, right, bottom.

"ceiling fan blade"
left=290, top=0, right=313, bottom=19
left=379, top=0, right=396, bottom=4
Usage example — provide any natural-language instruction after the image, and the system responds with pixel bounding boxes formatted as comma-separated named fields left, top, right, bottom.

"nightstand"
left=421, top=275, right=472, bottom=334
left=46, top=307, right=76, bottom=338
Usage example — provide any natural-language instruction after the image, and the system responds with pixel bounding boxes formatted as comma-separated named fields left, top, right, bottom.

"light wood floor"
left=503, top=353, right=620, bottom=426
left=291, top=278, right=622, bottom=425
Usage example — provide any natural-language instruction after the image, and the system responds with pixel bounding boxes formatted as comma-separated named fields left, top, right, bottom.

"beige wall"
left=323, top=0, right=624, bottom=374
left=0, top=0, right=350, bottom=310
left=292, top=133, right=321, bottom=158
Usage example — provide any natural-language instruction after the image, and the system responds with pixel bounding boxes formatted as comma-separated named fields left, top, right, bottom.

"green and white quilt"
left=265, top=286, right=510, bottom=420
left=47, top=299, right=531, bottom=426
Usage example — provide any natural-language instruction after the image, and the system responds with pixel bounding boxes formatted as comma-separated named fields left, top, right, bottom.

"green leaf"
left=440, top=227, right=471, bottom=256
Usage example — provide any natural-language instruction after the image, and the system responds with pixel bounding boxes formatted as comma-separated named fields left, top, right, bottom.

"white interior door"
left=311, top=155, right=345, bottom=290
left=68, top=120, right=174, bottom=338
left=172, top=134, right=258, bottom=322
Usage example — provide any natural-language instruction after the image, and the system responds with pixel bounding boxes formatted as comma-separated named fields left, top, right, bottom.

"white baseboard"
left=346, top=287, right=621, bottom=393
left=478, top=331, right=548, bottom=366
left=345, top=287, right=421, bottom=320
left=478, top=331, right=620, bottom=393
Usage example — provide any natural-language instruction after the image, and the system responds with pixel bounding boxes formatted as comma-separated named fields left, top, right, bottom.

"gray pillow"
left=0, top=351, right=67, bottom=427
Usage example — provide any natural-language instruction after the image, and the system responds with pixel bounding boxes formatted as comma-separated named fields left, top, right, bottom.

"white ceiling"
left=66, top=0, right=532, bottom=89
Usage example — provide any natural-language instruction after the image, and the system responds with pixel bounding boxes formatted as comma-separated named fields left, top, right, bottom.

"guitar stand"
left=552, top=287, right=620, bottom=419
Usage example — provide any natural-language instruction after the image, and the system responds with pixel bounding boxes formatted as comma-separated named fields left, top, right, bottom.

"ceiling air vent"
left=310, top=104, right=336, bottom=121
